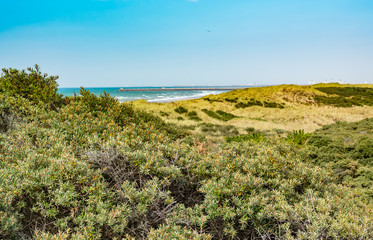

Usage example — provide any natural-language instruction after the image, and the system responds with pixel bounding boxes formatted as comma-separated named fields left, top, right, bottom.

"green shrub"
left=174, top=106, right=188, bottom=114
left=136, top=111, right=190, bottom=140
left=0, top=92, right=45, bottom=133
left=187, top=111, right=202, bottom=121
left=307, top=118, right=373, bottom=200
left=202, top=109, right=221, bottom=120
left=353, top=138, right=373, bottom=166
left=0, top=65, right=63, bottom=108
left=76, top=87, right=118, bottom=115
left=216, top=110, right=236, bottom=121
left=314, top=87, right=373, bottom=107
left=199, top=123, right=239, bottom=136
left=203, top=97, right=223, bottom=103
left=285, top=129, right=312, bottom=145
left=224, top=98, right=238, bottom=103
left=225, top=132, right=266, bottom=143
left=202, top=109, right=236, bottom=121
left=159, top=111, right=169, bottom=117
left=316, top=87, right=373, bottom=98
left=235, top=100, right=284, bottom=109
left=245, top=127, right=255, bottom=133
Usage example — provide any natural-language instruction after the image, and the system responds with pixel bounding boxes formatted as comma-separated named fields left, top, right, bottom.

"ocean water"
left=58, top=86, right=251, bottom=103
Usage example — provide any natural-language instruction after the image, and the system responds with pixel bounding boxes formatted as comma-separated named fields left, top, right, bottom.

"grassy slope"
left=132, top=83, right=373, bottom=136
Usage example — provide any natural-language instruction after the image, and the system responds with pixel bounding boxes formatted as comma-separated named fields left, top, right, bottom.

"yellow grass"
left=131, top=84, right=373, bottom=135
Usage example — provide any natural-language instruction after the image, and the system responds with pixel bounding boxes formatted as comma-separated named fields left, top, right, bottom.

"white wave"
left=147, top=91, right=222, bottom=103
left=115, top=90, right=228, bottom=103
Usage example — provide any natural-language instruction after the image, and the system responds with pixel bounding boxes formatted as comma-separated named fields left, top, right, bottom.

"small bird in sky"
left=206, top=29, right=211, bottom=32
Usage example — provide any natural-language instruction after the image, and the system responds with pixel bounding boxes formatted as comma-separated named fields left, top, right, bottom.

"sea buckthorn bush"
left=0, top=65, right=63, bottom=108
left=307, top=118, right=373, bottom=201
left=314, top=87, right=373, bottom=107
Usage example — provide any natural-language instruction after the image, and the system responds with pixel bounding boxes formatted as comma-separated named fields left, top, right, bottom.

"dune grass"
left=131, top=84, right=373, bottom=137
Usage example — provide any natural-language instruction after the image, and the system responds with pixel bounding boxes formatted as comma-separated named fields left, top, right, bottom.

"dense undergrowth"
left=307, top=118, right=373, bottom=201
left=226, top=120, right=373, bottom=203
left=0, top=66, right=372, bottom=239
left=315, top=87, right=373, bottom=107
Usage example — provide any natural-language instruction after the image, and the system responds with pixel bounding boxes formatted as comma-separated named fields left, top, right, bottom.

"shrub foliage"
left=315, top=87, right=373, bottom=107
left=307, top=118, right=373, bottom=200
left=202, top=109, right=237, bottom=121
left=0, top=65, right=62, bottom=108
left=0, top=67, right=372, bottom=239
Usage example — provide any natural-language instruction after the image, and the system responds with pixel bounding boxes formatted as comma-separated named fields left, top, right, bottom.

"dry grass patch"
left=132, top=99, right=373, bottom=135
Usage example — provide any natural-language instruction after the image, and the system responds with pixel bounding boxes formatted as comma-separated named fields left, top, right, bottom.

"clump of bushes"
left=203, top=97, right=223, bottom=103
left=285, top=129, right=312, bottom=145
left=316, top=87, right=373, bottom=98
left=159, top=111, right=169, bottom=117
left=199, top=123, right=239, bottom=136
left=187, top=111, right=202, bottom=121
left=307, top=118, right=373, bottom=200
left=224, top=97, right=238, bottom=103
left=245, top=127, right=256, bottom=133
left=235, top=99, right=285, bottom=109
left=76, top=87, right=118, bottom=115
left=263, top=100, right=285, bottom=108
left=202, top=109, right=237, bottom=121
left=0, top=64, right=63, bottom=108
left=174, top=106, right=188, bottom=114
left=201, top=109, right=220, bottom=120
left=216, top=110, right=236, bottom=121
left=225, top=132, right=266, bottom=143
left=314, top=87, right=373, bottom=107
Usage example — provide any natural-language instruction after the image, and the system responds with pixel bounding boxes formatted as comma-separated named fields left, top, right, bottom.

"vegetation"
left=174, top=106, right=188, bottom=114
left=206, top=83, right=373, bottom=107
left=224, top=98, right=238, bottom=103
left=316, top=87, right=373, bottom=105
left=0, top=64, right=63, bottom=108
left=132, top=83, right=373, bottom=135
left=285, top=129, right=312, bottom=145
left=215, top=110, right=236, bottom=121
left=225, top=132, right=266, bottom=143
left=202, top=109, right=236, bottom=121
left=235, top=99, right=285, bottom=109
left=199, top=123, right=239, bottom=136
left=306, top=118, right=373, bottom=201
left=1, top=67, right=372, bottom=239
left=314, top=87, right=373, bottom=107
left=187, top=111, right=202, bottom=121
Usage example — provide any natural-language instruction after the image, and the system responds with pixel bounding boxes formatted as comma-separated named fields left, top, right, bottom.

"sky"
left=0, top=0, right=373, bottom=87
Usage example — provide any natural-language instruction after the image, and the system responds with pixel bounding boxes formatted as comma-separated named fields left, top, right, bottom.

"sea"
left=58, top=86, right=253, bottom=103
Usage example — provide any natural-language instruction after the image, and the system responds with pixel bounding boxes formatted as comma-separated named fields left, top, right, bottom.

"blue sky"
left=1, top=0, right=372, bottom=87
